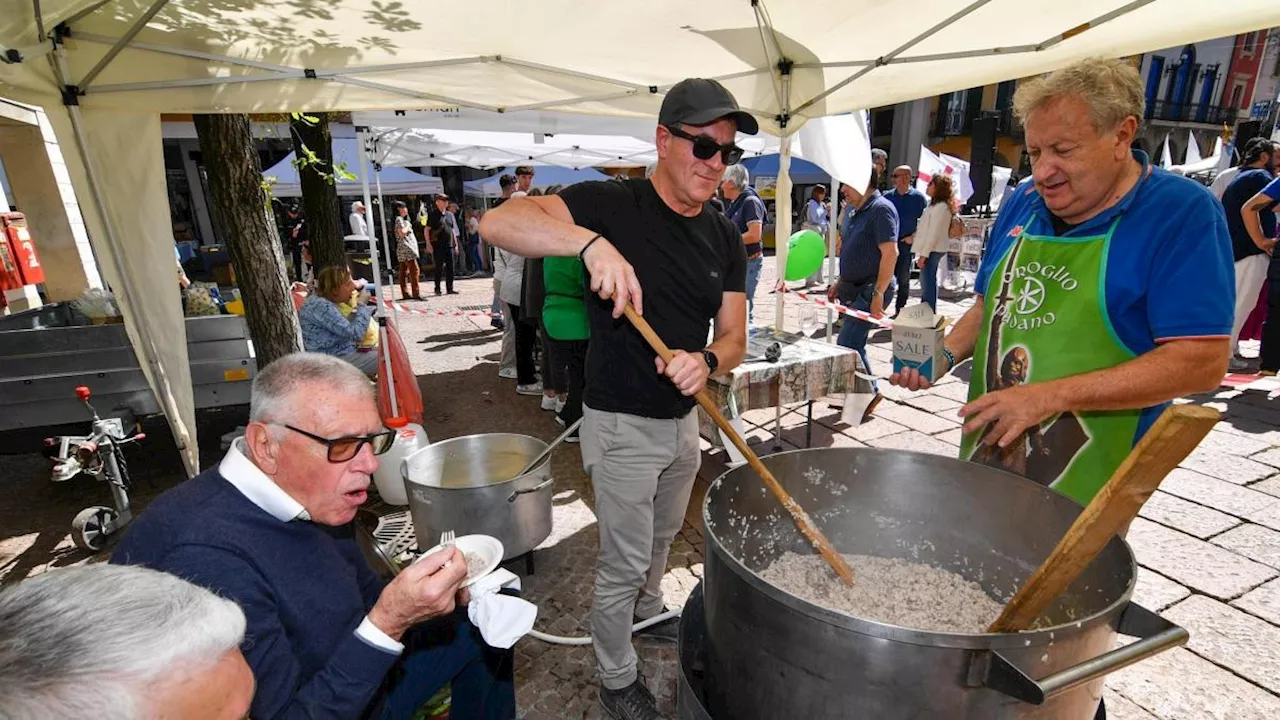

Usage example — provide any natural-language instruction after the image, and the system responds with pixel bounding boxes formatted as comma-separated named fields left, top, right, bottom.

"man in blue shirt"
left=722, top=163, right=768, bottom=323
left=1242, top=174, right=1280, bottom=372
left=891, top=58, right=1231, bottom=518
left=830, top=167, right=898, bottom=395
left=1220, top=141, right=1276, bottom=371
left=113, top=353, right=516, bottom=720
left=886, top=166, right=929, bottom=315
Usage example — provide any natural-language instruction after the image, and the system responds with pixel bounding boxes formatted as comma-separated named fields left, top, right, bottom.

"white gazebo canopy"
left=1, top=0, right=1274, bottom=471
left=369, top=127, right=659, bottom=169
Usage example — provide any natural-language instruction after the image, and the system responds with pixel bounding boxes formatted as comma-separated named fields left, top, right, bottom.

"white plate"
left=415, top=534, right=504, bottom=588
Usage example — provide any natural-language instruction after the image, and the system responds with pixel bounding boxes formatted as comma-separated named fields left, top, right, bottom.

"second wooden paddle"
left=987, top=403, right=1220, bottom=633
left=622, top=304, right=855, bottom=586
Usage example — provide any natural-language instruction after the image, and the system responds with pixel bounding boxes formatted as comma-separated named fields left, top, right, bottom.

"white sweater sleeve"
left=913, top=204, right=950, bottom=257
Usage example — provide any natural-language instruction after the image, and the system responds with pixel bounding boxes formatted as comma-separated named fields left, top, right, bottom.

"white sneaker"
left=555, top=414, right=566, bottom=427
left=498, top=367, right=517, bottom=380
left=555, top=398, right=566, bottom=414
left=517, top=381, right=544, bottom=396
left=540, top=395, right=558, bottom=411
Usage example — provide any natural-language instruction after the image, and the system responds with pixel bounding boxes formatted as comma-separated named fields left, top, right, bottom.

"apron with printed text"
left=959, top=213, right=1141, bottom=505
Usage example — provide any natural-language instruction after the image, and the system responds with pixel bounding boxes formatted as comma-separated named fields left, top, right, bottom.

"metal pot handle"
left=972, top=601, right=1188, bottom=705
left=507, top=477, right=553, bottom=502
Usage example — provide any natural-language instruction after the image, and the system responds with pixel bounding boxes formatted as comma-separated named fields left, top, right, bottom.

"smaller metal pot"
left=402, top=433, right=553, bottom=560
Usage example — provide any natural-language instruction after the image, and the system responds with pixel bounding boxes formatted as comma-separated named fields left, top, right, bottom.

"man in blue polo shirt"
left=830, top=167, right=898, bottom=396
left=886, top=165, right=929, bottom=315
left=722, top=163, right=768, bottom=323
left=1242, top=174, right=1280, bottom=373
left=891, top=58, right=1231, bottom=520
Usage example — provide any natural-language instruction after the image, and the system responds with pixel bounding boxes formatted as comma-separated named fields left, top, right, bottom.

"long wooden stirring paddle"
left=987, top=403, right=1220, bottom=632
left=622, top=304, right=855, bottom=586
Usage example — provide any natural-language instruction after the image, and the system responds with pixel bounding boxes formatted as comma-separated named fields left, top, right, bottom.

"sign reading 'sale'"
left=891, top=303, right=948, bottom=382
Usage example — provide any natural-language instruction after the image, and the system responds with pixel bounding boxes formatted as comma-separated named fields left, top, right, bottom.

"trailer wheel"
left=71, top=506, right=118, bottom=552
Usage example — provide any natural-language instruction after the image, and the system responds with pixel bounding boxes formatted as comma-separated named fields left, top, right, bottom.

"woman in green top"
left=543, top=252, right=590, bottom=435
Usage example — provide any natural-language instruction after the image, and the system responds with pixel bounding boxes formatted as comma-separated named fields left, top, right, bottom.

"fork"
left=439, top=530, right=456, bottom=568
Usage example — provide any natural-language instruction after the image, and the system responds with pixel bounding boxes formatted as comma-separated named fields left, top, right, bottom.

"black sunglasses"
left=281, top=424, right=396, bottom=463
left=664, top=125, right=744, bottom=166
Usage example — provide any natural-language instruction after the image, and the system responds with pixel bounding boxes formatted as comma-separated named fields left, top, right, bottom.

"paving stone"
left=1106, top=646, right=1280, bottom=720
left=1180, top=449, right=1276, bottom=485
left=780, top=422, right=866, bottom=450
left=1249, top=448, right=1280, bottom=468
left=873, top=400, right=962, bottom=434
left=1163, top=595, right=1280, bottom=695
left=1101, top=690, right=1159, bottom=720
left=1251, top=476, right=1280, bottom=499
left=1159, top=469, right=1279, bottom=520
left=1213, top=418, right=1280, bottom=448
left=1211, top=523, right=1280, bottom=570
left=900, top=393, right=963, bottom=414
left=868, top=429, right=957, bottom=457
left=1194, top=429, right=1274, bottom=458
left=1246, top=503, right=1280, bottom=533
left=926, top=381, right=973, bottom=404
left=845, top=417, right=908, bottom=442
left=1136, top=491, right=1240, bottom=539
left=932, top=427, right=963, bottom=447
left=1131, top=567, right=1191, bottom=612
left=1125, top=519, right=1276, bottom=600
left=1233, top=578, right=1280, bottom=626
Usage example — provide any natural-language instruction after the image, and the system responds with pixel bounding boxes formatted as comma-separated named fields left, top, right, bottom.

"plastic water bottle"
left=373, top=417, right=428, bottom=505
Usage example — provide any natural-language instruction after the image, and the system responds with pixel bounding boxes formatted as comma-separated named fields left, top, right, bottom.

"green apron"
left=959, top=213, right=1140, bottom=505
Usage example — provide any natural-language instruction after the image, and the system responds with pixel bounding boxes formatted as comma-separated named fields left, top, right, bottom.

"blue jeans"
left=920, top=251, right=945, bottom=312
left=745, top=255, right=764, bottom=324
left=836, top=279, right=896, bottom=390
left=376, top=606, right=515, bottom=720
left=465, top=242, right=484, bottom=274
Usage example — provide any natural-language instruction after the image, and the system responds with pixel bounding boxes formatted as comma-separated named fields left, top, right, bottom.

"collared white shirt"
left=220, top=438, right=404, bottom=654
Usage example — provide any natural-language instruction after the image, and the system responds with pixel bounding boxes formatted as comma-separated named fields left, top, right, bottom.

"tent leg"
left=52, top=50, right=196, bottom=476
left=826, top=194, right=837, bottom=343
left=773, top=135, right=793, bottom=331
left=356, top=128, right=398, bottom=418
left=374, top=169, right=394, bottom=300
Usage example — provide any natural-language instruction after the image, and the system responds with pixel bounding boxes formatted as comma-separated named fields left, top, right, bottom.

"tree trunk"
left=290, top=112, right=346, bottom=271
left=194, top=113, right=302, bottom=368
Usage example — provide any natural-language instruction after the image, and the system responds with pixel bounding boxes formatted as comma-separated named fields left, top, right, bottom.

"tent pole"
left=773, top=134, right=793, bottom=333
left=374, top=168, right=394, bottom=302
left=356, top=128, right=399, bottom=417
left=826, top=184, right=837, bottom=343
left=77, top=0, right=172, bottom=90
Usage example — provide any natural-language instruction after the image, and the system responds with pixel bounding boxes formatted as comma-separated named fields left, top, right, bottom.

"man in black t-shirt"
left=426, top=193, right=457, bottom=295
left=480, top=78, right=755, bottom=720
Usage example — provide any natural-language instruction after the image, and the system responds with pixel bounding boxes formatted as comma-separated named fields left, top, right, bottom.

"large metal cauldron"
left=700, top=448, right=1186, bottom=719
left=402, top=434, right=553, bottom=560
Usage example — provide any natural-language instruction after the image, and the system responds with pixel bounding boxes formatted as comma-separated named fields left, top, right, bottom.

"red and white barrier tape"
left=780, top=286, right=895, bottom=330
left=381, top=298, right=499, bottom=318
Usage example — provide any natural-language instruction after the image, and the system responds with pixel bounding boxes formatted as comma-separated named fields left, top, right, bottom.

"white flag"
left=796, top=112, right=871, bottom=192
left=1160, top=134, right=1173, bottom=169
left=1186, top=130, right=1203, bottom=165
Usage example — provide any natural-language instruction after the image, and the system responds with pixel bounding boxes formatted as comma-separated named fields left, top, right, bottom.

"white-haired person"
left=112, top=352, right=515, bottom=720
left=0, top=564, right=254, bottom=720
left=721, top=163, right=767, bottom=324
left=891, top=59, right=1230, bottom=538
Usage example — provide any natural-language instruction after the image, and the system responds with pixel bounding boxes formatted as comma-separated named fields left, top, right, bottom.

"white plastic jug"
left=373, top=417, right=428, bottom=505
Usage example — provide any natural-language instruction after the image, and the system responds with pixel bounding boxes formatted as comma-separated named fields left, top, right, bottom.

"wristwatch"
left=700, top=349, right=719, bottom=374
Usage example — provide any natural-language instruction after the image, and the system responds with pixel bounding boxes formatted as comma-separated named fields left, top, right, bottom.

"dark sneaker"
left=632, top=607, right=679, bottom=642
left=600, top=678, right=666, bottom=720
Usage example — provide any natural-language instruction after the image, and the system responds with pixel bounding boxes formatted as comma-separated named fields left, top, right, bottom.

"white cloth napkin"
left=467, top=568, right=537, bottom=649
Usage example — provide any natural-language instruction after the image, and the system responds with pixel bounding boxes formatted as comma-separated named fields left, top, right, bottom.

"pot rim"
left=402, top=432, right=551, bottom=490
left=703, top=447, right=1137, bottom=649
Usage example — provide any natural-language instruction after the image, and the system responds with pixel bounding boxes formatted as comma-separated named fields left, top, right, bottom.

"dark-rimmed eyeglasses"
left=664, top=125, right=744, bottom=166
left=281, top=424, right=396, bottom=463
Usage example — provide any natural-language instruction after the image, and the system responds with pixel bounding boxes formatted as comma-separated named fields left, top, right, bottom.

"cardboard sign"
left=892, top=303, right=948, bottom=382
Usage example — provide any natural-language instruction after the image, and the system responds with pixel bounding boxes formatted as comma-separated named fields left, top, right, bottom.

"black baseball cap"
left=659, top=78, right=759, bottom=135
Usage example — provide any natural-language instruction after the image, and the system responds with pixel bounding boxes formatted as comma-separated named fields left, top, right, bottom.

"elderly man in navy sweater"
left=112, top=353, right=515, bottom=720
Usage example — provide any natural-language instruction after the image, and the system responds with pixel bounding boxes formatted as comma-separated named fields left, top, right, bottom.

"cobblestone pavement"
left=3, top=259, right=1280, bottom=718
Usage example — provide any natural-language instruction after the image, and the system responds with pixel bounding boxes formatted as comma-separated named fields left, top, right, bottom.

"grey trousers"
left=496, top=281, right=516, bottom=374
left=581, top=404, right=701, bottom=690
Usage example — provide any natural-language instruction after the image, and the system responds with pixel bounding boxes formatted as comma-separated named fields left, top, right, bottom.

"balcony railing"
left=931, top=108, right=969, bottom=136
left=994, top=107, right=1023, bottom=138
left=1146, top=100, right=1244, bottom=126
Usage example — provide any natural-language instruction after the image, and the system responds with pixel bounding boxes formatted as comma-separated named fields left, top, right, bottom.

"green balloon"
left=785, top=229, right=826, bottom=281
